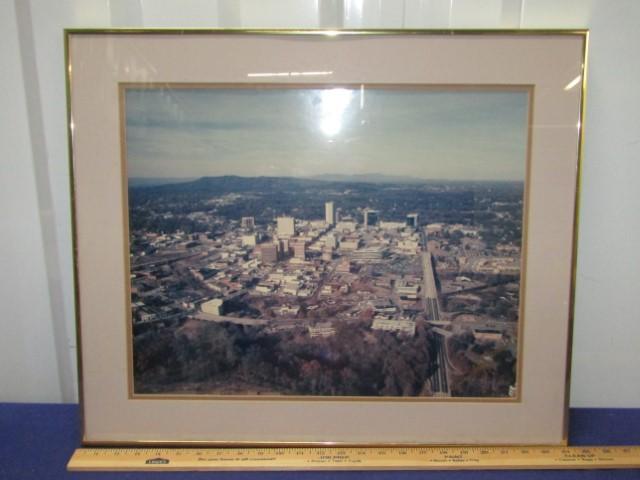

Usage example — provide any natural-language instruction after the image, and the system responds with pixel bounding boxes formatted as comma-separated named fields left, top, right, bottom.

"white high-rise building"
left=325, top=201, right=336, bottom=225
left=277, top=216, right=295, bottom=237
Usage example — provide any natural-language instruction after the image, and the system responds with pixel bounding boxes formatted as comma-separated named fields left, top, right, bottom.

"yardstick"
left=68, top=446, right=640, bottom=471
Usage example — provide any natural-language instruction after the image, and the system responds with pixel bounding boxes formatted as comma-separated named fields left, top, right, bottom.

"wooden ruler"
left=68, top=446, right=640, bottom=471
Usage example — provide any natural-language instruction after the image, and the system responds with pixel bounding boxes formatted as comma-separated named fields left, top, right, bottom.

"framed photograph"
left=66, top=29, right=587, bottom=445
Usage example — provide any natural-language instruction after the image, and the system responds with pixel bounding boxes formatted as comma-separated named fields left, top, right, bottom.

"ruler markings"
left=68, top=446, right=640, bottom=471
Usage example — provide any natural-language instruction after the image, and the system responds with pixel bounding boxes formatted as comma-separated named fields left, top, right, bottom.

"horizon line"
left=128, top=174, right=525, bottom=183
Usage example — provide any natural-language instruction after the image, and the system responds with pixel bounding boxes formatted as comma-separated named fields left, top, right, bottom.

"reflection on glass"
left=247, top=71, right=333, bottom=78
left=564, top=75, right=582, bottom=91
left=319, top=88, right=354, bottom=137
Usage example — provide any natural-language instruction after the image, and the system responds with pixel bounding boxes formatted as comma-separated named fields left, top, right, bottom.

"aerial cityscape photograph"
left=125, top=86, right=528, bottom=398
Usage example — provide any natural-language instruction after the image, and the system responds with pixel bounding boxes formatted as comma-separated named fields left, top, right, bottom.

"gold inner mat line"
left=120, top=83, right=531, bottom=403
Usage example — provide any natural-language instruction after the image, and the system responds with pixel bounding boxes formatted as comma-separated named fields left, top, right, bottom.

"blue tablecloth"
left=1, top=404, right=639, bottom=479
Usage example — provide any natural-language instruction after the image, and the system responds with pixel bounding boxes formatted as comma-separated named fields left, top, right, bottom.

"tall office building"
left=325, top=201, right=336, bottom=225
left=292, top=241, right=307, bottom=260
left=406, top=213, right=419, bottom=229
left=260, top=243, right=279, bottom=264
left=278, top=238, right=290, bottom=258
left=364, top=209, right=379, bottom=227
left=277, top=216, right=295, bottom=237
left=241, top=216, right=255, bottom=229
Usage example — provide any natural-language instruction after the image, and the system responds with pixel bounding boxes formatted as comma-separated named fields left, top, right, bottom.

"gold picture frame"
left=66, top=29, right=587, bottom=445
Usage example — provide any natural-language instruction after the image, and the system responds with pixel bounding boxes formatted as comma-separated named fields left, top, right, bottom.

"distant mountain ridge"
left=129, top=175, right=339, bottom=195
left=129, top=177, right=197, bottom=187
left=129, top=173, right=428, bottom=191
left=129, top=175, right=522, bottom=194
left=308, top=173, right=427, bottom=184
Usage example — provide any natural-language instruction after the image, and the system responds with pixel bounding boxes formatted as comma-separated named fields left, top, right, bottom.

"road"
left=193, top=312, right=268, bottom=326
left=421, top=231, right=451, bottom=397
left=131, top=251, right=202, bottom=271
left=440, top=276, right=518, bottom=297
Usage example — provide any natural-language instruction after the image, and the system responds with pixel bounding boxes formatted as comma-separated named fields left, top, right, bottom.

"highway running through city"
left=421, top=231, right=451, bottom=397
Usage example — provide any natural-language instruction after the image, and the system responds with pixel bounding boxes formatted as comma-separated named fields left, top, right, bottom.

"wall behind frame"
left=1, top=0, right=638, bottom=407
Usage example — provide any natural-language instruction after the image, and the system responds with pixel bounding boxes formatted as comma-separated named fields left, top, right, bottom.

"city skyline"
left=125, top=87, right=529, bottom=182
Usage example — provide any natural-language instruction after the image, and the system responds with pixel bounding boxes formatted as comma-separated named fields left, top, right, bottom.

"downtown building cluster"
left=130, top=195, right=520, bottom=350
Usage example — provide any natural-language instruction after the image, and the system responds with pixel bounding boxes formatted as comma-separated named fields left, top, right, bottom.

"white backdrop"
left=1, top=0, right=638, bottom=407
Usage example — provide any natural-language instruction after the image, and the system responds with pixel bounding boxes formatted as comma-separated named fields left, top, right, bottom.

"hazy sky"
left=125, top=86, right=529, bottom=181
